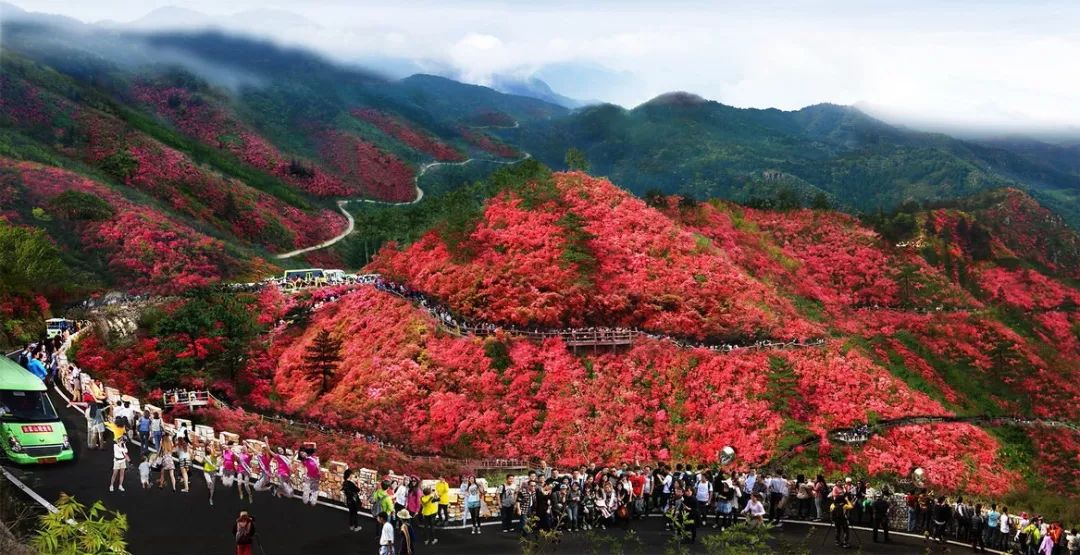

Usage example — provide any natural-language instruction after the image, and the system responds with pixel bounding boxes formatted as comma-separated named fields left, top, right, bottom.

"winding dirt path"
left=274, top=151, right=530, bottom=259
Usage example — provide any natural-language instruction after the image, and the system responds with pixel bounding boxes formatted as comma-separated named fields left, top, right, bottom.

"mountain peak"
left=640, top=91, right=708, bottom=108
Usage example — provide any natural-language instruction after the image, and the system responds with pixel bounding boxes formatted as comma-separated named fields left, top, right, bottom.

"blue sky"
left=11, top=1, right=1080, bottom=135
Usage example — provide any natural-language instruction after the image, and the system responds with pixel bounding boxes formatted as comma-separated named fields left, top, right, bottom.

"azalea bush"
left=352, top=108, right=464, bottom=162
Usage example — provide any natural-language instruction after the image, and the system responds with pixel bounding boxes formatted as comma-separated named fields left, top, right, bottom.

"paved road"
left=3, top=391, right=983, bottom=554
left=275, top=153, right=531, bottom=259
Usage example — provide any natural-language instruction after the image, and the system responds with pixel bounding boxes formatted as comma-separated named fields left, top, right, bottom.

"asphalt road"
left=3, top=390, right=983, bottom=554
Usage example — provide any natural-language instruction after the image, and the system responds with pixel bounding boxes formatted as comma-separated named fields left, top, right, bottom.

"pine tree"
left=303, top=329, right=343, bottom=395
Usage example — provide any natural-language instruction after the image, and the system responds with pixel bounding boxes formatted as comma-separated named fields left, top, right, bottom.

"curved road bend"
left=275, top=153, right=531, bottom=259
left=0, top=388, right=1000, bottom=555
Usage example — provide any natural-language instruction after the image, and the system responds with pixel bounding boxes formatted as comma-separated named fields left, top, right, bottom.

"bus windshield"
left=0, top=390, right=59, bottom=422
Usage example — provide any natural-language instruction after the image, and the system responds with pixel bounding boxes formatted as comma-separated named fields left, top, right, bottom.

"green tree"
left=0, top=219, right=68, bottom=294
left=99, top=150, right=138, bottom=182
left=564, top=147, right=589, bottom=172
left=47, top=190, right=116, bottom=221
left=32, top=494, right=129, bottom=555
left=303, top=328, right=343, bottom=395
left=152, top=288, right=260, bottom=387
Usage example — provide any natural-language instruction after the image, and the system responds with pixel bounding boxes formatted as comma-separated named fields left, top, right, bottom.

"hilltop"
left=70, top=167, right=1079, bottom=520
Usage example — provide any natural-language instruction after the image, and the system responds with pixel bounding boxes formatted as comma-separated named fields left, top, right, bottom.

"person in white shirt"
left=377, top=512, right=394, bottom=555
left=109, top=438, right=129, bottom=492
left=742, top=493, right=766, bottom=526
left=695, top=473, right=712, bottom=518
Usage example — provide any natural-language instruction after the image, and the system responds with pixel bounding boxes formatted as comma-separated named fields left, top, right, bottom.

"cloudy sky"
left=11, top=0, right=1080, bottom=135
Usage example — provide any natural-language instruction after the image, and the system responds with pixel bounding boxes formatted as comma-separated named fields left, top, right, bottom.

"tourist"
left=871, top=491, right=891, bottom=543
left=150, top=412, right=163, bottom=450
left=466, top=478, right=483, bottom=534
left=406, top=476, right=422, bottom=516
left=222, top=442, right=238, bottom=489
left=813, top=474, right=827, bottom=522
left=86, top=402, right=105, bottom=450
left=397, top=509, right=417, bottom=555
left=435, top=475, right=450, bottom=525
left=138, top=455, right=151, bottom=490
left=370, top=512, right=391, bottom=555
left=999, top=507, right=1012, bottom=551
left=830, top=489, right=852, bottom=548
left=497, top=474, right=517, bottom=532
left=237, top=445, right=255, bottom=503
left=233, top=511, right=256, bottom=555
left=516, top=480, right=536, bottom=534
left=971, top=503, right=988, bottom=553
left=300, top=448, right=321, bottom=506
left=136, top=411, right=151, bottom=453
left=253, top=444, right=274, bottom=493
left=931, top=496, right=951, bottom=544
left=566, top=481, right=582, bottom=531
left=272, top=447, right=294, bottom=498
left=176, top=438, right=192, bottom=492
left=419, top=486, right=438, bottom=544
left=742, top=492, right=766, bottom=527
left=985, top=503, right=1001, bottom=548
left=157, top=434, right=176, bottom=491
left=343, top=469, right=362, bottom=532
left=457, top=476, right=469, bottom=526
left=681, top=482, right=699, bottom=543
left=204, top=446, right=221, bottom=506
left=694, top=472, right=713, bottom=527
left=109, top=437, right=129, bottom=492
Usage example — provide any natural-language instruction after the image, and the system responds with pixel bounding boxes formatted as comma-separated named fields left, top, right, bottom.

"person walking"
left=237, top=445, right=255, bottom=503
left=136, top=411, right=151, bottom=454
left=177, top=438, right=192, bottom=492
left=377, top=512, right=394, bottom=555
left=204, top=447, right=221, bottom=506
left=300, top=448, right=321, bottom=506
left=397, top=509, right=417, bottom=555
left=109, top=437, right=129, bottom=492
left=343, top=469, right=362, bottom=532
left=871, top=491, right=891, bottom=543
left=233, top=511, right=256, bottom=555
left=138, top=455, right=151, bottom=490
left=149, top=412, right=163, bottom=451
left=157, top=434, right=176, bottom=491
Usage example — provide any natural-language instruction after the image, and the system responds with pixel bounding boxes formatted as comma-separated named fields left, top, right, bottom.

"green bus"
left=0, top=356, right=73, bottom=464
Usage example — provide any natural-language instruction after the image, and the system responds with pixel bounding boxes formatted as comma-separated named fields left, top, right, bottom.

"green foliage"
left=47, top=190, right=116, bottom=221
left=31, top=494, right=129, bottom=555
left=151, top=287, right=261, bottom=388
left=699, top=523, right=781, bottom=555
left=99, top=150, right=137, bottom=182
left=556, top=211, right=597, bottom=285
left=0, top=219, right=69, bottom=295
left=303, top=328, right=343, bottom=395
left=342, top=159, right=552, bottom=266
left=517, top=515, right=562, bottom=555
left=30, top=207, right=51, bottom=221
left=565, top=147, right=589, bottom=172
left=483, top=339, right=512, bottom=373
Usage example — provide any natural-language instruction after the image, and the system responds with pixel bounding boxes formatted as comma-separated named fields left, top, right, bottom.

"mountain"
left=71, top=166, right=1080, bottom=521
left=489, top=75, right=588, bottom=108
left=515, top=98, right=1080, bottom=229
left=0, top=15, right=566, bottom=344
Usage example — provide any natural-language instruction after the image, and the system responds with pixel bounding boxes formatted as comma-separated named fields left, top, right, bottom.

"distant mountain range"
left=2, top=1, right=1079, bottom=240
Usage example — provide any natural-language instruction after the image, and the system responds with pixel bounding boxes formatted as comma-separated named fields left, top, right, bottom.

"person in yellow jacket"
left=203, top=448, right=221, bottom=506
left=420, top=486, right=439, bottom=545
left=435, top=476, right=450, bottom=525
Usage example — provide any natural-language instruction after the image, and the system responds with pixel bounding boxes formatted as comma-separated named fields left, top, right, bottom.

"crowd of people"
left=12, top=325, right=80, bottom=383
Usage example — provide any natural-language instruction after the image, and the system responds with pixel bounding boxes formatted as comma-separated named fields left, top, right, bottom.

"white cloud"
left=8, top=0, right=1080, bottom=133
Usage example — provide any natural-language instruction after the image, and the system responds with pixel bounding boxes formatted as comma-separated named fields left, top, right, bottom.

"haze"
left=10, top=0, right=1080, bottom=138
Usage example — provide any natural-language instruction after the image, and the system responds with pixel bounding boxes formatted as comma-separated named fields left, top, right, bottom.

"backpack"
left=235, top=519, right=253, bottom=543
